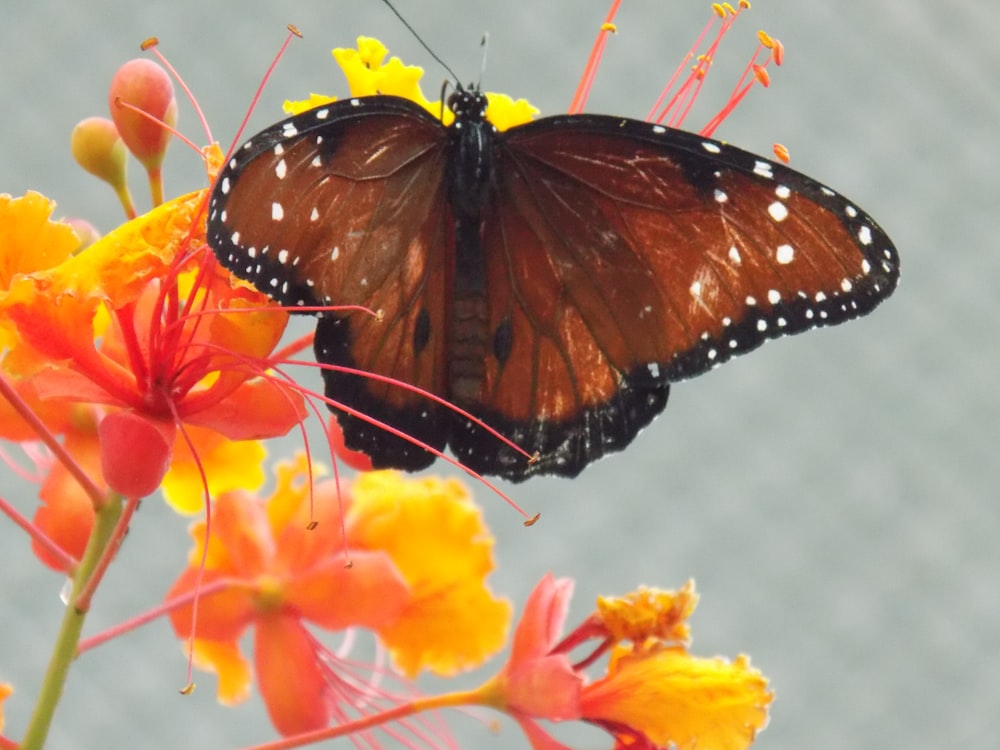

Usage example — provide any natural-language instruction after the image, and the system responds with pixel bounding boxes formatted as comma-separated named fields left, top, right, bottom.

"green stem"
left=19, top=492, right=124, bottom=750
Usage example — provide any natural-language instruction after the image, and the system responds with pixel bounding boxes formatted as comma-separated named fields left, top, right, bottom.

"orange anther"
left=140, top=37, right=159, bottom=51
left=600, top=22, right=618, bottom=32
left=772, top=38, right=785, bottom=65
left=712, top=3, right=727, bottom=18
left=758, top=29, right=774, bottom=48
left=287, top=24, right=302, bottom=37
left=773, top=143, right=790, bottom=163
left=752, top=64, right=770, bottom=87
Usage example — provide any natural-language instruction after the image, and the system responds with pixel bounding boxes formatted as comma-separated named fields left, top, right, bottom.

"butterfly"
left=206, top=87, right=899, bottom=482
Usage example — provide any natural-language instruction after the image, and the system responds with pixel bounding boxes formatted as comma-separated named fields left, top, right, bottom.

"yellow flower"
left=283, top=36, right=539, bottom=130
left=346, top=470, right=512, bottom=676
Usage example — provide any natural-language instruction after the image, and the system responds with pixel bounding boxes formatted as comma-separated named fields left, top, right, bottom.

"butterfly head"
left=447, top=87, right=489, bottom=123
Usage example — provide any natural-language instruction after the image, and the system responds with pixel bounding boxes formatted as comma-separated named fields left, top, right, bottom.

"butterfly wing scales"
left=459, top=115, right=898, bottom=478
left=208, top=99, right=456, bottom=469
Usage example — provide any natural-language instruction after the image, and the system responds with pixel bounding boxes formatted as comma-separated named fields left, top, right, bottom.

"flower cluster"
left=0, top=3, right=782, bottom=748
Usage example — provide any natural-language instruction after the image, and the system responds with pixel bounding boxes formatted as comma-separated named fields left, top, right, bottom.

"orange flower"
left=166, top=457, right=510, bottom=736
left=473, top=575, right=772, bottom=750
left=0, top=188, right=306, bottom=506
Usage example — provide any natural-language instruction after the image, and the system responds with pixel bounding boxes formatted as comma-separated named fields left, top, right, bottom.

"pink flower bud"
left=108, top=58, right=177, bottom=171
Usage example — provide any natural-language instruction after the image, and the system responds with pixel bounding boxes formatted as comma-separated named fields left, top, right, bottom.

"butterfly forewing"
left=497, top=115, right=898, bottom=382
left=208, top=98, right=458, bottom=468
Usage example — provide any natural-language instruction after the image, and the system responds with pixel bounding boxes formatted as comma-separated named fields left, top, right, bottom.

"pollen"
left=595, top=581, right=699, bottom=646
left=758, top=29, right=774, bottom=48
left=600, top=22, right=617, bottom=32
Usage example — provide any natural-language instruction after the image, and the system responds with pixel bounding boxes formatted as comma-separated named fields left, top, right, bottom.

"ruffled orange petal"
left=285, top=550, right=409, bottom=631
left=181, top=375, right=306, bottom=440
left=33, top=419, right=104, bottom=570
left=347, top=471, right=511, bottom=677
left=580, top=647, right=772, bottom=750
left=0, top=190, right=81, bottom=352
left=255, top=613, right=330, bottom=736
left=166, top=568, right=256, bottom=641
left=0, top=192, right=79, bottom=284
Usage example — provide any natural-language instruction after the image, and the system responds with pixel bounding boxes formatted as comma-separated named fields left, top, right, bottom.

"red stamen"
left=142, top=40, right=215, bottom=148
left=569, top=0, right=624, bottom=114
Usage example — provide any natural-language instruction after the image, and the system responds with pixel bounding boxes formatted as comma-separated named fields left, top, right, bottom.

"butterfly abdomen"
left=444, top=90, right=504, bottom=406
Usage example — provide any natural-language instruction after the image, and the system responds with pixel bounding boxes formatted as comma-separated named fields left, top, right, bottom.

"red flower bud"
left=108, top=58, right=177, bottom=172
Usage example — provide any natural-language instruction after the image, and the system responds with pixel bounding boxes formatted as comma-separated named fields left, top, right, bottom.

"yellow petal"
left=595, top=580, right=698, bottom=645
left=283, top=93, right=338, bottom=116
left=583, top=646, right=772, bottom=750
left=347, top=471, right=511, bottom=677
left=161, top=427, right=266, bottom=514
left=190, top=639, right=253, bottom=706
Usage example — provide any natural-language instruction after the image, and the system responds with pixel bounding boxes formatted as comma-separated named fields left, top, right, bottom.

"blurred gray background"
left=1, top=1, right=996, bottom=748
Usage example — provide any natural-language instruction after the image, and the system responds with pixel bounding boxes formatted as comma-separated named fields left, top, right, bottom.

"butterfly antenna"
left=478, top=32, right=489, bottom=88
left=378, top=0, right=461, bottom=83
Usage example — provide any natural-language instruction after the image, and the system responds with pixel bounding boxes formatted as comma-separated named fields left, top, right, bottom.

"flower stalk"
left=18, top=490, right=124, bottom=750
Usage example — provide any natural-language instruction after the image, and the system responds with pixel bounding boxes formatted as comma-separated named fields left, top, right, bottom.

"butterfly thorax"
left=444, top=88, right=498, bottom=405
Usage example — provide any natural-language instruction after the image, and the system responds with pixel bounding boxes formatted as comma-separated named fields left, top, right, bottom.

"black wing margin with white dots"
left=493, top=113, right=899, bottom=388
left=206, top=96, right=463, bottom=472
left=454, top=114, right=898, bottom=478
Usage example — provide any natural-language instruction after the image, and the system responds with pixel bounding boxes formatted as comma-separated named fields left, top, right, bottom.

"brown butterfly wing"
left=450, top=115, right=898, bottom=478
left=208, top=98, right=455, bottom=470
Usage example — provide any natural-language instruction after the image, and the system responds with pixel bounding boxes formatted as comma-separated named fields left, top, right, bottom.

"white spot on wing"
left=768, top=201, right=789, bottom=222
left=753, top=160, right=774, bottom=179
left=275, top=159, right=287, bottom=179
left=776, top=244, right=795, bottom=264
left=728, top=246, right=742, bottom=264
left=701, top=141, right=722, bottom=154
left=271, top=202, right=284, bottom=221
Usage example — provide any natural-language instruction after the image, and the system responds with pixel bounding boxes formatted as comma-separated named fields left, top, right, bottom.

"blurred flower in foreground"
left=166, top=456, right=510, bottom=736
left=0, top=186, right=305, bottom=507
left=472, top=574, right=772, bottom=750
